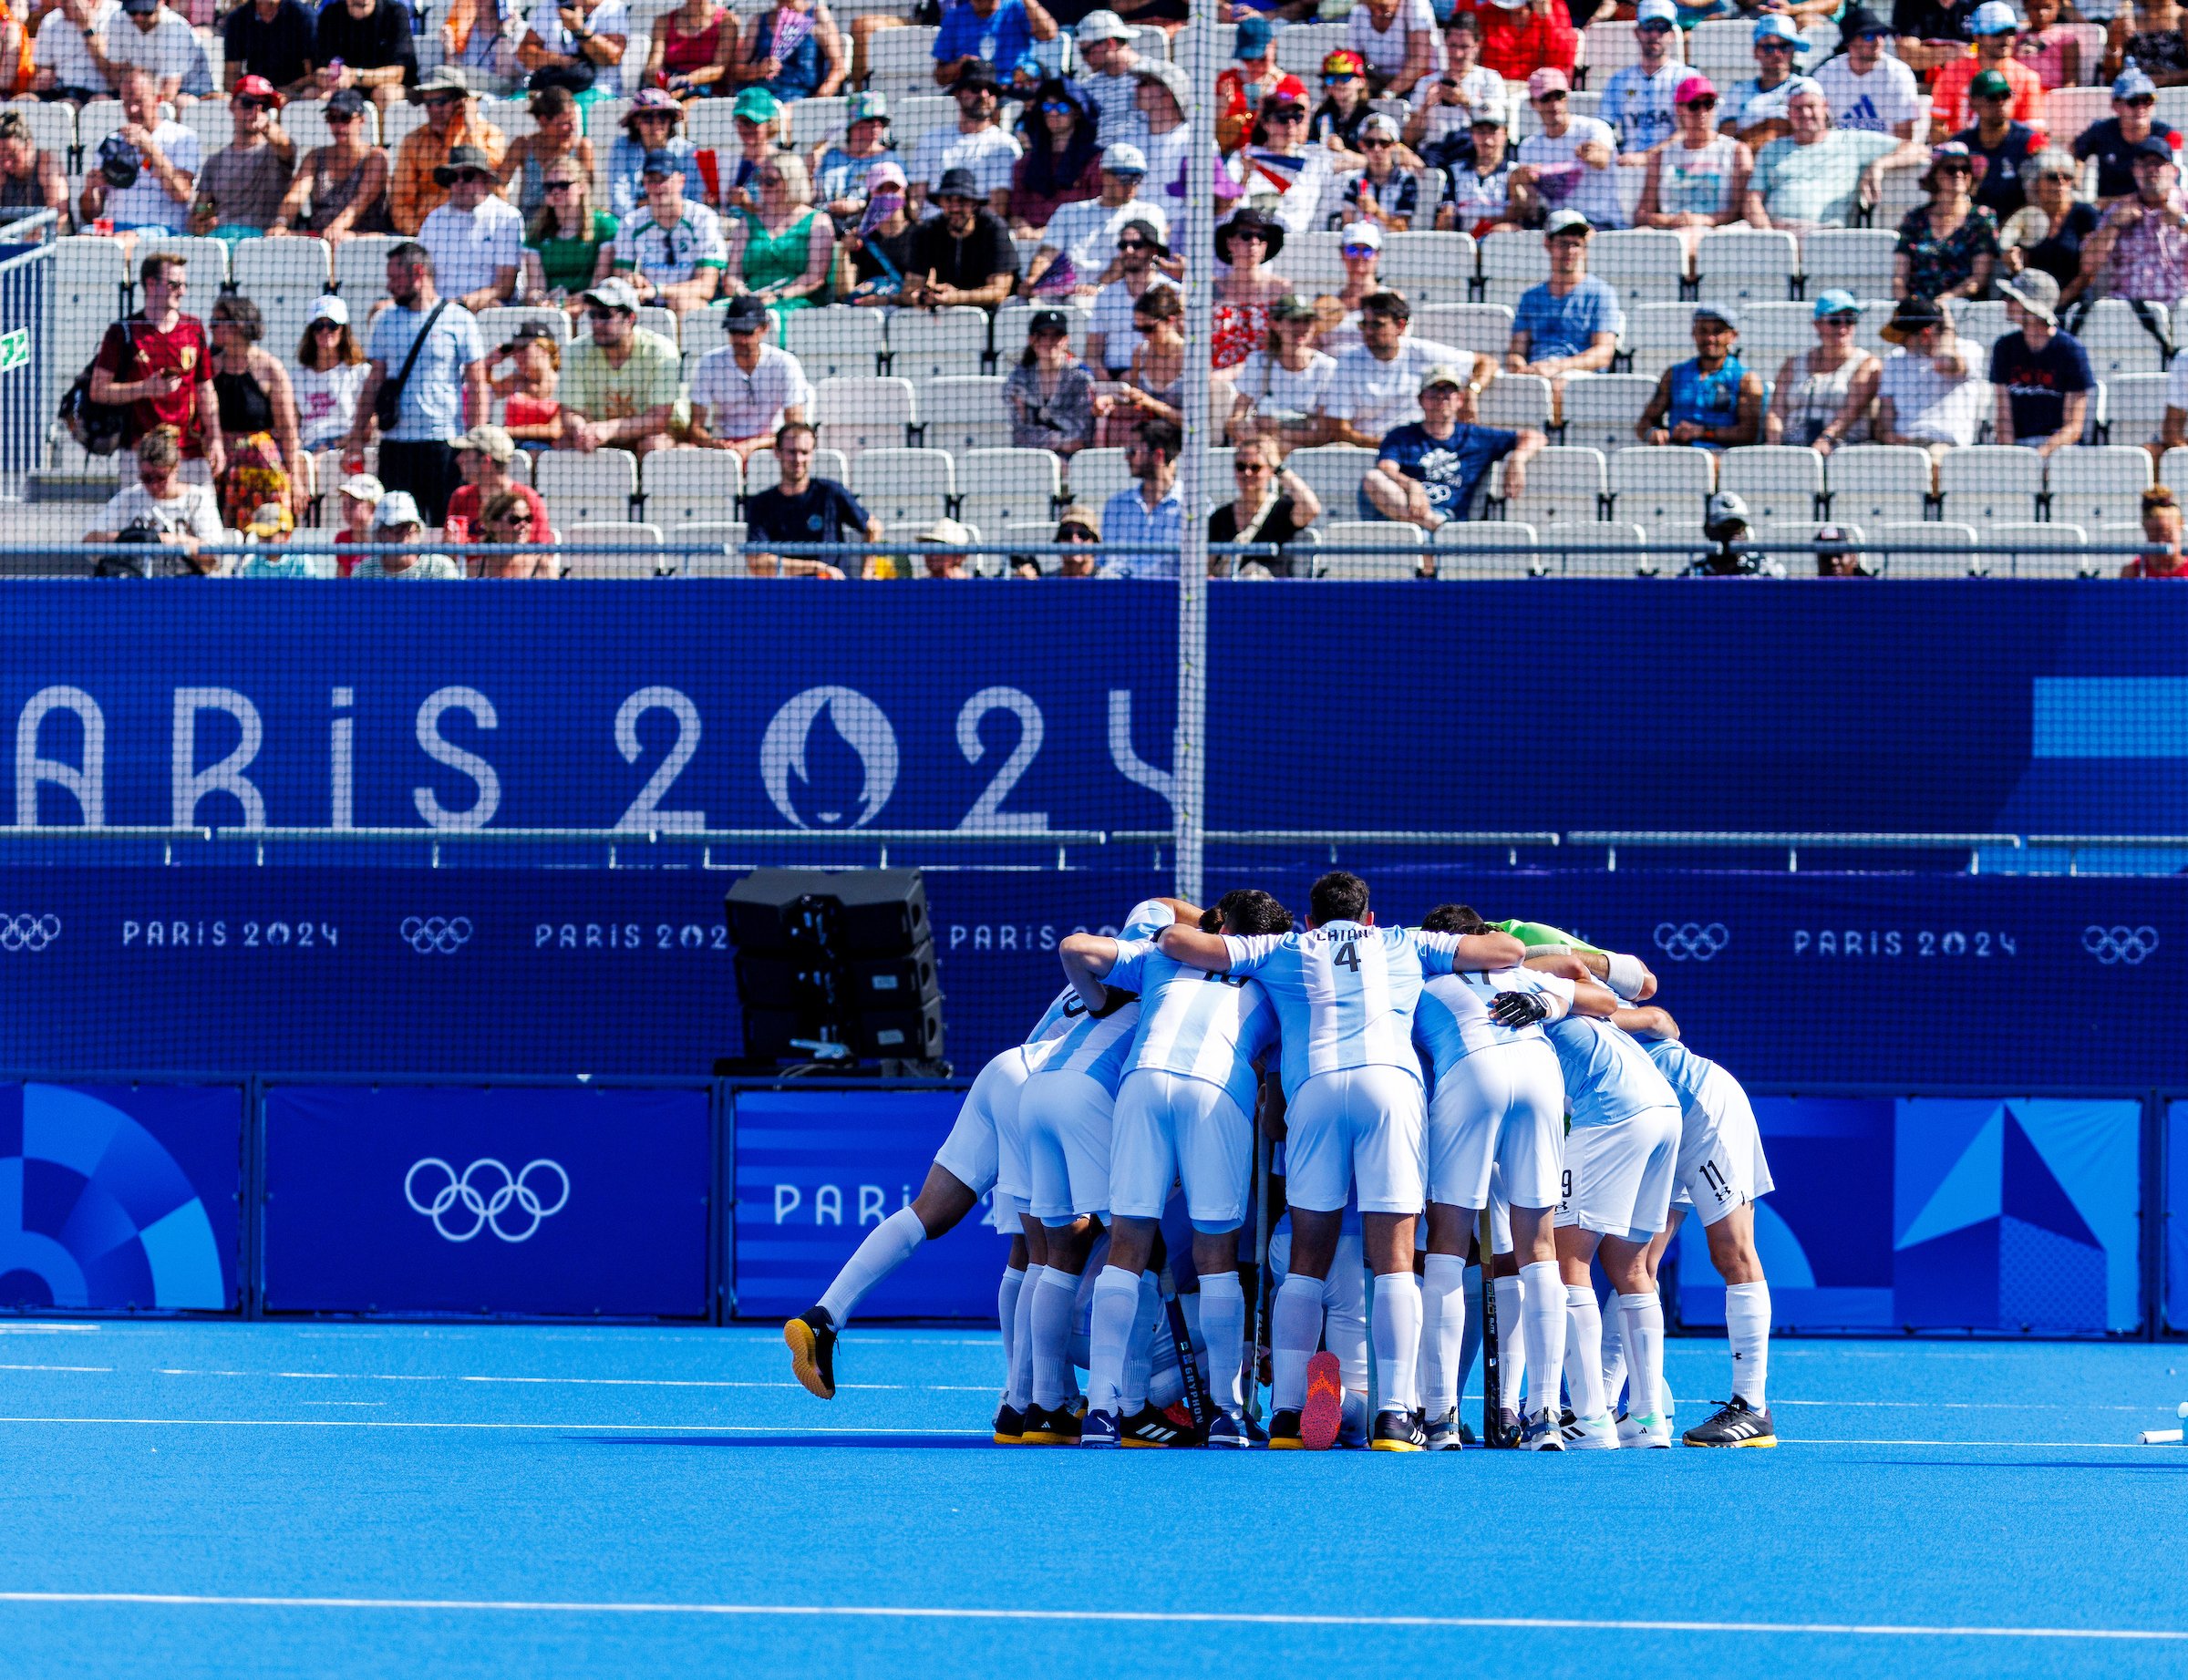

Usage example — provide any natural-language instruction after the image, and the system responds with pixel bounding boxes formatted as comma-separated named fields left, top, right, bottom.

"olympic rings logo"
left=401, top=916, right=473, bottom=954
left=405, top=1158, right=570, bottom=1242
left=1654, top=922, right=1730, bottom=962
left=0, top=914, right=60, bottom=953
left=2082, top=925, right=2160, bottom=966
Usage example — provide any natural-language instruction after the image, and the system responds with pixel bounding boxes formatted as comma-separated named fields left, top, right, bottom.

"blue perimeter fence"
left=5, top=1074, right=2188, bottom=1343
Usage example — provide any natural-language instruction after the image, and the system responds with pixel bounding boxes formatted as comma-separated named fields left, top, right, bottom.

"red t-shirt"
left=93, top=312, right=212, bottom=453
left=2122, top=549, right=2188, bottom=578
left=1462, top=1, right=1575, bottom=84
left=445, top=479, right=552, bottom=538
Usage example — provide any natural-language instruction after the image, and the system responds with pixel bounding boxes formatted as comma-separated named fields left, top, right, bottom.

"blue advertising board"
left=1677, top=1095, right=2143, bottom=1335
left=261, top=1083, right=712, bottom=1317
left=2170, top=1101, right=2188, bottom=1335
left=0, top=1081, right=241, bottom=1314
left=730, top=1087, right=1004, bottom=1320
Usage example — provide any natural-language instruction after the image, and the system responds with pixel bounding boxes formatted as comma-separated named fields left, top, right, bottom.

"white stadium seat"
left=957, top=447, right=1061, bottom=533
left=1695, top=229, right=1800, bottom=304
left=1718, top=445, right=1825, bottom=525
left=1320, top=520, right=1424, bottom=580
left=562, top=521, right=666, bottom=577
left=535, top=450, right=639, bottom=526
left=814, top=376, right=916, bottom=459
left=1826, top=444, right=1934, bottom=524
left=850, top=447, right=956, bottom=526
left=1501, top=445, right=1606, bottom=527
left=1936, top=444, right=2043, bottom=523
left=2045, top=445, right=2152, bottom=528
left=1872, top=520, right=1981, bottom=577
left=1608, top=443, right=1715, bottom=525
left=1560, top=374, right=1656, bottom=451
left=1432, top=520, right=1543, bottom=580
left=642, top=450, right=744, bottom=529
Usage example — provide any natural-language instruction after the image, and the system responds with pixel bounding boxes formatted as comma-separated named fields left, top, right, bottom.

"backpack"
left=60, top=365, right=128, bottom=456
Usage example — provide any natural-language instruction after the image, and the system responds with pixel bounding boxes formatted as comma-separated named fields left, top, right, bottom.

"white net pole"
left=1173, top=0, right=1217, bottom=906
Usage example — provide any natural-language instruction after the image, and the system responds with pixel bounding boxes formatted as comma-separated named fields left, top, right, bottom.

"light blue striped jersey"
left=1644, top=1036, right=1724, bottom=1119
left=1220, top=922, right=1471, bottom=1098
left=1026, top=995, right=1144, bottom=1096
left=1412, top=966, right=1574, bottom=1093
left=1106, top=939, right=1280, bottom=1118
left=1543, top=1014, right=1679, bottom=1128
left=1017, top=900, right=1176, bottom=1056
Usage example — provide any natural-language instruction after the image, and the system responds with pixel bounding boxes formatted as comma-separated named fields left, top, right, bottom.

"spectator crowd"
left=24, top=0, right=2188, bottom=578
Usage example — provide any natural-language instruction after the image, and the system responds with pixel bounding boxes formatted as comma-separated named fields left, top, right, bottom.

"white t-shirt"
left=1347, top=0, right=1440, bottom=78
left=98, top=479, right=224, bottom=544
left=528, top=0, right=630, bottom=55
left=1230, top=345, right=1337, bottom=421
left=910, top=123, right=1023, bottom=199
left=419, top=194, right=527, bottom=300
left=1325, top=335, right=1467, bottom=435
left=1879, top=345, right=1987, bottom=447
left=688, top=340, right=813, bottom=439
left=1416, top=64, right=1503, bottom=151
left=1039, top=194, right=1168, bottom=280
left=1518, top=117, right=1625, bottom=230
left=104, top=119, right=201, bottom=231
left=1142, top=122, right=1192, bottom=207
left=294, top=360, right=370, bottom=449
left=1813, top=53, right=1922, bottom=138
left=1601, top=59, right=1686, bottom=155
left=1088, top=273, right=1177, bottom=371
left=35, top=0, right=119, bottom=93
left=107, top=10, right=213, bottom=96
left=2166, top=346, right=2188, bottom=417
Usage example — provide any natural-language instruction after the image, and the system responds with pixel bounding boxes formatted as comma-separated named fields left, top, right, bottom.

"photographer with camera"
left=1683, top=490, right=1785, bottom=577
left=81, top=426, right=228, bottom=574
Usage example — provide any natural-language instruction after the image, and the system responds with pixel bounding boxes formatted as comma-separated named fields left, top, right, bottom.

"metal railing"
left=1569, top=832, right=2027, bottom=873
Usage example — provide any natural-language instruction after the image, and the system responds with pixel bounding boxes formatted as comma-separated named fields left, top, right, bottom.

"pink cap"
left=1675, top=74, right=1716, bottom=104
left=1526, top=67, right=1570, bottom=98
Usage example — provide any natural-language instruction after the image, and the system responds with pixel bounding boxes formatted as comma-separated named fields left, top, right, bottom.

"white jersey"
left=1222, top=921, right=1471, bottom=1098
left=1813, top=52, right=1921, bottom=137
left=1543, top=1014, right=1679, bottom=1128
left=1600, top=59, right=1686, bottom=155
left=1018, top=897, right=1176, bottom=1051
left=1412, top=965, right=1574, bottom=1088
left=1108, top=940, right=1280, bottom=1118
left=1025, top=999, right=1142, bottom=1095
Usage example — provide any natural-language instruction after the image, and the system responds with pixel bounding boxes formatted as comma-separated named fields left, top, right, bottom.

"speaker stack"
left=722, top=869, right=946, bottom=1073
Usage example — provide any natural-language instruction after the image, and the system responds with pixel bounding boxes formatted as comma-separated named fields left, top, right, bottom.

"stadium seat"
left=851, top=447, right=955, bottom=526
left=888, top=305, right=993, bottom=380
left=1285, top=444, right=1378, bottom=522
left=2046, top=86, right=2112, bottom=143
left=1500, top=445, right=1606, bottom=527
left=672, top=521, right=748, bottom=576
left=1559, top=373, right=1656, bottom=451
left=2078, top=299, right=2171, bottom=379
left=1947, top=299, right=2008, bottom=361
left=863, top=25, right=941, bottom=93
left=1625, top=302, right=1698, bottom=379
left=1381, top=232, right=1477, bottom=304
left=1736, top=302, right=1811, bottom=385
left=920, top=375, right=1014, bottom=454
left=1825, top=443, right=1933, bottom=524
left=814, top=376, right=916, bottom=458
left=2103, top=372, right=2170, bottom=447
left=681, top=307, right=733, bottom=364
left=1687, top=18, right=1758, bottom=83
left=1286, top=231, right=1346, bottom=296
left=1589, top=230, right=1689, bottom=313
left=1990, top=520, right=2093, bottom=580
left=1798, top=229, right=1896, bottom=300
left=1431, top=520, right=1543, bottom=579
left=990, top=303, right=1087, bottom=371
left=1275, top=21, right=1347, bottom=73
left=1608, top=444, right=1715, bottom=525
left=1063, top=445, right=1132, bottom=510
left=957, top=448, right=1061, bottom=533
left=1564, top=520, right=1653, bottom=576
left=1415, top=303, right=1514, bottom=358
left=2162, top=445, right=2188, bottom=502
left=2045, top=445, right=2152, bottom=528
left=1695, top=229, right=1800, bottom=304
left=1477, top=375, right=1552, bottom=431
left=745, top=446, right=849, bottom=496
left=1476, top=229, right=1548, bottom=308
left=641, top=450, right=744, bottom=529
left=53, top=237, right=128, bottom=381
left=333, top=234, right=405, bottom=300
left=635, top=305, right=679, bottom=347
left=1872, top=519, right=1981, bottom=576
left=1579, top=18, right=1673, bottom=87
left=1718, top=445, right=1825, bottom=524
left=232, top=236, right=332, bottom=310
left=1936, top=444, right=2043, bottom=523
left=479, top=305, right=573, bottom=347
left=786, top=307, right=886, bottom=379
left=1320, top=520, right=1425, bottom=580
left=535, top=449, right=640, bottom=525
left=562, top=521, right=666, bottom=577
left=788, top=97, right=849, bottom=150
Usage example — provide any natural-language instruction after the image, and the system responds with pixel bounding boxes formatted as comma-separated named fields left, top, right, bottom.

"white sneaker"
left=1562, top=1411, right=1620, bottom=1449
left=1617, top=1408, right=1673, bottom=1449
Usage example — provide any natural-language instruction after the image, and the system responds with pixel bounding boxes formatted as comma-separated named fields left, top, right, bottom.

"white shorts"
left=1673, top=1063, right=1776, bottom=1225
left=1556, top=1106, right=1682, bottom=1240
left=1284, top=1065, right=1426, bottom=1217
left=933, top=1046, right=1029, bottom=1200
left=993, top=1046, right=1044, bottom=1205
left=1018, top=1068, right=1115, bottom=1224
left=990, top=1190, right=1026, bottom=1234
left=1110, top=1068, right=1253, bottom=1226
left=1427, top=1038, right=1566, bottom=1213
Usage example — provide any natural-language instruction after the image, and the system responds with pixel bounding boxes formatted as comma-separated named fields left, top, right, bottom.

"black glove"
left=1489, top=990, right=1549, bottom=1028
left=1090, top=986, right=1140, bottom=1018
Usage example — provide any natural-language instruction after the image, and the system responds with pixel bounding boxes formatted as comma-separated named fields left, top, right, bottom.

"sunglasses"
left=1819, top=313, right=1858, bottom=325
left=1270, top=107, right=1306, bottom=120
left=1860, top=27, right=1893, bottom=38
left=423, top=93, right=461, bottom=107
left=453, top=170, right=491, bottom=184
left=1039, top=100, right=1074, bottom=114
left=326, top=108, right=358, bottom=123
left=1758, top=37, right=1796, bottom=48
left=238, top=96, right=274, bottom=111
left=1341, top=242, right=1377, bottom=257
left=1686, top=96, right=1718, bottom=109
left=504, top=511, right=534, bottom=524
left=1323, top=73, right=1355, bottom=84
left=585, top=305, right=627, bottom=321
left=1233, top=228, right=1269, bottom=242
left=1362, top=137, right=1393, bottom=149
left=545, top=179, right=580, bottom=191
left=1233, top=460, right=1268, bottom=472
left=1637, top=18, right=1674, bottom=29
left=312, top=318, right=342, bottom=329
left=1118, top=240, right=1151, bottom=252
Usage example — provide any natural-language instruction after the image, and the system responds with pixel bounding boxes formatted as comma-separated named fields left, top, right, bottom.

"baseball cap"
left=1263, top=73, right=1309, bottom=108
left=1028, top=305, right=1071, bottom=335
left=581, top=276, right=641, bottom=313
left=432, top=143, right=493, bottom=186
left=734, top=88, right=781, bottom=122
left=1997, top=267, right=2061, bottom=325
left=1694, top=301, right=1740, bottom=330
left=1527, top=67, right=1570, bottom=98
left=1705, top=490, right=1749, bottom=527
left=120, top=0, right=158, bottom=13
left=244, top=502, right=294, bottom=540
left=326, top=87, right=367, bottom=119
left=375, top=490, right=425, bottom=530
left=1636, top=0, right=1677, bottom=23
left=1968, top=0, right=2018, bottom=34
left=1133, top=60, right=1189, bottom=107
left=848, top=90, right=890, bottom=124
left=308, top=294, right=347, bottom=326
left=918, top=517, right=972, bottom=546
left=1544, top=208, right=1592, bottom=235
left=1780, top=75, right=1822, bottom=100
left=1930, top=139, right=1975, bottom=167
left=2137, top=132, right=2180, bottom=162
left=865, top=159, right=907, bottom=192
left=1753, top=14, right=1802, bottom=43
left=1419, top=363, right=1469, bottom=395
left=721, top=293, right=772, bottom=332
left=625, top=88, right=679, bottom=121
left=232, top=73, right=284, bottom=108
left=1811, top=287, right=1860, bottom=319
left=1101, top=140, right=1147, bottom=174
left=1268, top=293, right=1318, bottom=322
left=2115, top=68, right=2159, bottom=101
left=1323, top=48, right=1367, bottom=77
left=1234, top=15, right=1272, bottom=57
left=1969, top=68, right=2014, bottom=99
left=1675, top=74, right=1716, bottom=104
left=640, top=148, right=682, bottom=177
left=1339, top=219, right=1384, bottom=251
left=1360, top=111, right=1400, bottom=142
left=338, top=474, right=384, bottom=504
left=1471, top=97, right=1509, bottom=127
left=453, top=423, right=516, bottom=463
left=1880, top=294, right=1946, bottom=343
left=1077, top=8, right=1131, bottom=41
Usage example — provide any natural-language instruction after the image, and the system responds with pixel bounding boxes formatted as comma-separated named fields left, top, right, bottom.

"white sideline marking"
left=0, top=1365, right=112, bottom=1374
left=0, top=1592, right=2178, bottom=1644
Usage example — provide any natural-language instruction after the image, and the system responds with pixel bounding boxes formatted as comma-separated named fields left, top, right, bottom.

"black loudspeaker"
left=724, top=869, right=944, bottom=1071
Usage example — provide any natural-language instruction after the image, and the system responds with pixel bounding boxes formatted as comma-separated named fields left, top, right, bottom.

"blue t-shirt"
left=1665, top=355, right=1748, bottom=446
left=365, top=301, right=484, bottom=443
left=744, top=479, right=872, bottom=547
left=1987, top=329, right=2091, bottom=443
left=1378, top=421, right=1519, bottom=518
left=1512, top=274, right=1624, bottom=364
left=934, top=0, right=1033, bottom=71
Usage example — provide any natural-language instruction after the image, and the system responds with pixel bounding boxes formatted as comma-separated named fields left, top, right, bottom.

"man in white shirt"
left=1599, top=0, right=1686, bottom=158
left=1874, top=294, right=1987, bottom=457
left=107, top=0, right=215, bottom=107
left=1074, top=11, right=1146, bottom=149
left=1023, top=142, right=1166, bottom=297
left=34, top=0, right=120, bottom=101
left=418, top=144, right=523, bottom=313
left=1315, top=289, right=1478, bottom=450
left=79, top=67, right=201, bottom=235
left=1132, top=60, right=1192, bottom=210
left=1515, top=67, right=1625, bottom=231
left=81, top=425, right=225, bottom=572
left=1084, top=217, right=1175, bottom=374
left=687, top=293, right=814, bottom=460
left=1347, top=0, right=1440, bottom=98
left=1813, top=6, right=1921, bottom=140
left=606, top=151, right=728, bottom=314
left=1721, top=15, right=1808, bottom=149
left=909, top=63, right=1022, bottom=218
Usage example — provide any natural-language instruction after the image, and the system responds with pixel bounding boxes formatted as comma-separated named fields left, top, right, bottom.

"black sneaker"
left=992, top=1402, right=1026, bottom=1445
left=1683, top=1397, right=1778, bottom=1448
left=1020, top=1403, right=1081, bottom=1445
left=1268, top=1407, right=1306, bottom=1449
left=1423, top=1407, right=1463, bottom=1452
left=1120, top=1404, right=1195, bottom=1448
left=1371, top=1407, right=1428, bottom=1452
left=1206, top=1408, right=1267, bottom=1448
left=783, top=1308, right=836, bottom=1399
left=1496, top=1406, right=1521, bottom=1448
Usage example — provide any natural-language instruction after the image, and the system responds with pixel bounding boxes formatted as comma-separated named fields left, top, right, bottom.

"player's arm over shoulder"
left=1161, top=923, right=1264, bottom=972
left=1415, top=927, right=1528, bottom=972
left=1615, top=1004, right=1678, bottom=1040
left=1058, top=932, right=1151, bottom=1007
left=1569, top=978, right=1624, bottom=1019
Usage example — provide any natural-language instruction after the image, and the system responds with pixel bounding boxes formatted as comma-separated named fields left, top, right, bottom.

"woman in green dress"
left=726, top=150, right=835, bottom=325
left=524, top=165, right=617, bottom=310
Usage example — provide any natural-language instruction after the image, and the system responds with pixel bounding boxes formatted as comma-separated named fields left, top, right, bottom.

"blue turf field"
left=0, top=1323, right=2183, bottom=1679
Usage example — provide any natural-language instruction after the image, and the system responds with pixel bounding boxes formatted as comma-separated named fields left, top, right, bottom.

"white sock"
left=1270, top=1273, right=1323, bottom=1411
left=1006, top=1264, right=1042, bottom=1408
left=1419, top=1253, right=1467, bottom=1417
left=1519, top=1261, right=1564, bottom=1426
left=816, top=1206, right=924, bottom=1325
left=997, top=1265, right=1025, bottom=1386
left=1600, top=1304, right=1627, bottom=1416
left=1618, top=1291, right=1666, bottom=1424
left=1455, top=1263, right=1483, bottom=1405
left=1493, top=1274, right=1525, bottom=1413
left=1564, top=1284, right=1605, bottom=1419
left=1324, top=1258, right=1372, bottom=1395
left=1371, top=1272, right=1422, bottom=1416
left=1725, top=1280, right=1771, bottom=1408
left=1120, top=1271, right=1160, bottom=1413
left=1030, top=1265, right=1080, bottom=1412
left=1087, top=1264, right=1140, bottom=1416
left=1200, top=1270, right=1246, bottom=1412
